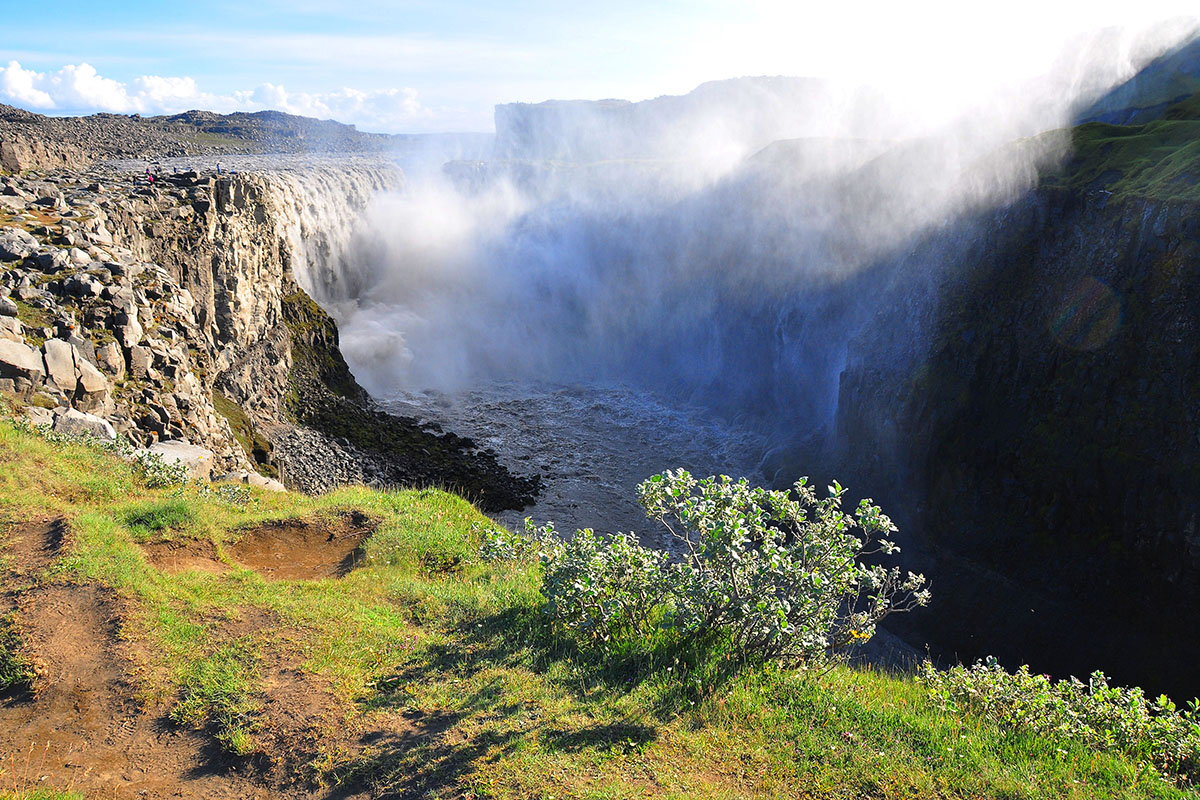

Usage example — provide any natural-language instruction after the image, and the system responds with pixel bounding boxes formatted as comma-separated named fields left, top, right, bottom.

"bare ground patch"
left=0, top=517, right=433, bottom=798
left=0, top=583, right=278, bottom=799
left=228, top=512, right=375, bottom=580
left=140, top=536, right=229, bottom=575
left=1, top=517, right=69, bottom=577
left=140, top=512, right=375, bottom=580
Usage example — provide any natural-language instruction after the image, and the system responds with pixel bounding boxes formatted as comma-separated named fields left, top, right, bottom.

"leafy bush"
left=537, top=524, right=673, bottom=649
left=130, top=449, right=190, bottom=489
left=918, top=657, right=1200, bottom=786
left=483, top=470, right=930, bottom=664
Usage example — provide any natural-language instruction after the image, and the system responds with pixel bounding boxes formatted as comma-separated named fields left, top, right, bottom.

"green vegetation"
left=1043, top=92, right=1200, bottom=204
left=0, top=614, right=34, bottom=694
left=171, top=637, right=263, bottom=755
left=499, top=471, right=928, bottom=666
left=122, top=498, right=196, bottom=539
left=0, top=411, right=1196, bottom=798
left=211, top=391, right=276, bottom=476
left=921, top=659, right=1200, bottom=784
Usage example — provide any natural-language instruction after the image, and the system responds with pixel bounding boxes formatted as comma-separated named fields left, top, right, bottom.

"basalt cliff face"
left=831, top=136, right=1200, bottom=698
left=0, top=160, right=538, bottom=509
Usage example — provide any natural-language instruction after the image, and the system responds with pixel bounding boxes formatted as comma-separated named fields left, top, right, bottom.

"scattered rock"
left=52, top=407, right=116, bottom=440
left=0, top=228, right=38, bottom=262
left=0, top=339, right=46, bottom=388
left=144, top=440, right=215, bottom=481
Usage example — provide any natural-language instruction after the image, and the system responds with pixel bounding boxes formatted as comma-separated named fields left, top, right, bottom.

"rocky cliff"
left=0, top=159, right=539, bottom=509
left=828, top=95, right=1200, bottom=698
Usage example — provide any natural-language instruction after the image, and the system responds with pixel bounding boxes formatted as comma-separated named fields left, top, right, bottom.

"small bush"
left=3, top=414, right=189, bottom=489
left=919, top=657, right=1200, bottom=786
left=130, top=450, right=189, bottom=489
left=484, top=470, right=930, bottom=665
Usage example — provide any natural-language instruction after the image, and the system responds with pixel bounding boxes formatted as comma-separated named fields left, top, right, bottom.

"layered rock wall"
left=0, top=161, right=539, bottom=509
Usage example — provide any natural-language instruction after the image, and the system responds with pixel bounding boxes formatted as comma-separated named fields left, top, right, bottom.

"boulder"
left=51, top=407, right=116, bottom=440
left=25, top=405, right=54, bottom=427
left=0, top=228, right=38, bottom=262
left=74, top=353, right=109, bottom=411
left=96, top=341, right=125, bottom=379
left=35, top=250, right=70, bottom=273
left=41, top=339, right=77, bottom=394
left=0, top=339, right=45, bottom=385
left=128, top=344, right=151, bottom=378
left=0, top=316, right=22, bottom=343
left=220, top=470, right=287, bottom=493
left=145, top=440, right=214, bottom=481
left=0, top=295, right=17, bottom=317
left=114, top=310, right=143, bottom=349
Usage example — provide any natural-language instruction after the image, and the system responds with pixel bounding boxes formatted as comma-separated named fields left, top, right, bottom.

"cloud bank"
left=0, top=60, right=436, bottom=133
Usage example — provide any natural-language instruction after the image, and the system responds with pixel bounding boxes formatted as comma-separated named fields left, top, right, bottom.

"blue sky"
left=1, top=1, right=1197, bottom=133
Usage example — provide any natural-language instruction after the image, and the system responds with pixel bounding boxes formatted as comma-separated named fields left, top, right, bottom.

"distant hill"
left=1076, top=34, right=1200, bottom=125
left=0, top=103, right=490, bottom=171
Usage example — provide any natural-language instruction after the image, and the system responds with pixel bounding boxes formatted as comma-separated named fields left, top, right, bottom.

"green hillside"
left=0, top=399, right=1195, bottom=799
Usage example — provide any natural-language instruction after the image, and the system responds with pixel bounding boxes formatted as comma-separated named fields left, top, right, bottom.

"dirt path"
left=0, top=582, right=278, bottom=799
left=0, top=518, right=388, bottom=799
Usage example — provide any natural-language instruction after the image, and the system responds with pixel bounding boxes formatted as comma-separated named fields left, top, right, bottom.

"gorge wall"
left=832, top=185, right=1200, bottom=698
left=0, top=160, right=538, bottom=509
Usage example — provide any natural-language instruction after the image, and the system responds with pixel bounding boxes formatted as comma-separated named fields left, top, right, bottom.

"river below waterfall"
left=377, top=382, right=768, bottom=543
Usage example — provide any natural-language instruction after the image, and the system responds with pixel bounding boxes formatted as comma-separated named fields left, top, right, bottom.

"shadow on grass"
left=540, top=721, right=657, bottom=753
left=329, top=606, right=681, bottom=796
left=332, top=696, right=520, bottom=798
left=371, top=601, right=749, bottom=716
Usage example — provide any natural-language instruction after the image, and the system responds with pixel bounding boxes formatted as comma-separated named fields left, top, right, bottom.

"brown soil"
left=141, top=512, right=376, bottom=580
left=0, top=583, right=279, bottom=799
left=140, top=537, right=228, bottom=575
left=2, top=518, right=69, bottom=578
left=0, top=519, right=391, bottom=799
left=229, top=513, right=374, bottom=580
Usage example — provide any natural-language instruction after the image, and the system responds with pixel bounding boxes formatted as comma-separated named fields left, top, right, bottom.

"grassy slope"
left=0, top=415, right=1192, bottom=799
left=1041, top=91, right=1200, bottom=204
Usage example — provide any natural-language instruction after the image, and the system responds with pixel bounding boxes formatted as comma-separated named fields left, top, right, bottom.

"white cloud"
left=0, top=60, right=440, bottom=133
left=0, top=61, right=54, bottom=109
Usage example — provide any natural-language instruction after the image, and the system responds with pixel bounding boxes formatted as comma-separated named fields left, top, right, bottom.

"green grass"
left=1042, top=93, right=1200, bottom=204
left=122, top=499, right=197, bottom=539
left=0, top=614, right=33, bottom=694
left=210, top=391, right=276, bottom=477
left=0, top=411, right=1195, bottom=799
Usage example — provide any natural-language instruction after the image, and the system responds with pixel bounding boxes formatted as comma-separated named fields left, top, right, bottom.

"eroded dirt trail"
left=0, top=522, right=279, bottom=800
left=140, top=513, right=374, bottom=580
left=0, top=519, right=378, bottom=799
